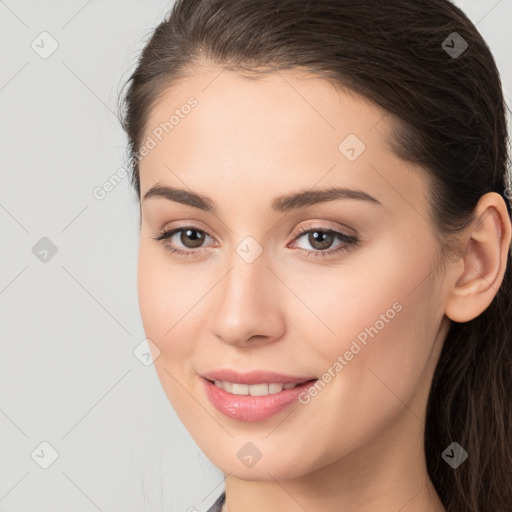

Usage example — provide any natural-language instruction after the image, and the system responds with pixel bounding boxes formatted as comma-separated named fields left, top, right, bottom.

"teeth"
left=213, top=380, right=301, bottom=396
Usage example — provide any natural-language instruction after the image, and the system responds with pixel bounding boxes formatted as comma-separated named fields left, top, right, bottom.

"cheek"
left=137, top=246, right=166, bottom=344
left=294, top=239, right=440, bottom=425
left=287, top=235, right=436, bottom=354
left=136, top=242, right=202, bottom=412
left=136, top=240, right=195, bottom=355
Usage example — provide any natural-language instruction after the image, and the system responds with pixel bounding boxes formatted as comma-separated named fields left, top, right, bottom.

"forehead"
left=139, top=66, right=430, bottom=220
left=143, top=66, right=388, bottom=153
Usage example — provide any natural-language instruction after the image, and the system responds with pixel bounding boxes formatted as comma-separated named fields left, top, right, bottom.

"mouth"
left=201, top=376, right=320, bottom=422
left=203, top=377, right=318, bottom=396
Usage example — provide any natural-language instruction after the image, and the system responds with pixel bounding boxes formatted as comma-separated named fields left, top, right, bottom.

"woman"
left=118, top=0, right=512, bottom=510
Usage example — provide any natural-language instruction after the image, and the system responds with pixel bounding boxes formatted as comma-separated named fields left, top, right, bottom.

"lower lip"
left=201, top=377, right=318, bottom=422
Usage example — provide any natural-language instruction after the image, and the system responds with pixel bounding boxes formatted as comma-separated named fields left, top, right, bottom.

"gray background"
left=0, top=1, right=510, bottom=511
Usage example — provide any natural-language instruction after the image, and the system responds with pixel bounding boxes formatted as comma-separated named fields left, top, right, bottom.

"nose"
left=210, top=248, right=286, bottom=348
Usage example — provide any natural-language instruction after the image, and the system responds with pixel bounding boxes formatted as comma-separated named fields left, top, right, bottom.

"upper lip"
left=201, top=369, right=318, bottom=385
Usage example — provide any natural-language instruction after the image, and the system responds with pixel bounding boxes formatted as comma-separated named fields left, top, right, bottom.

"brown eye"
left=179, top=228, right=206, bottom=249
left=307, top=230, right=335, bottom=250
left=152, top=226, right=215, bottom=257
left=290, top=226, right=359, bottom=259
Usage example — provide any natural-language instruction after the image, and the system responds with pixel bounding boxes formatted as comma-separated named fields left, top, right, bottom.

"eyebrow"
left=142, top=183, right=382, bottom=213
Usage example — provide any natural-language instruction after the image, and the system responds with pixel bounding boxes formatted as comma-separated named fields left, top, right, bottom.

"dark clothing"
left=206, top=491, right=226, bottom=512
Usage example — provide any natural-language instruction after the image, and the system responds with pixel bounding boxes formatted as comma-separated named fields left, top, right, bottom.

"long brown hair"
left=117, top=1, right=512, bottom=510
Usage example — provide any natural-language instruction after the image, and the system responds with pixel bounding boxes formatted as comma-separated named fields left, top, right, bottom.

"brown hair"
left=117, top=1, right=512, bottom=510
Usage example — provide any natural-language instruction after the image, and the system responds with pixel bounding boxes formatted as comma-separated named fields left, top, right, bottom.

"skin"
left=136, top=66, right=511, bottom=512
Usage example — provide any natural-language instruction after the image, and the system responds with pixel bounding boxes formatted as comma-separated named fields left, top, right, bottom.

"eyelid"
left=288, top=223, right=359, bottom=257
left=155, top=223, right=217, bottom=246
left=156, top=220, right=356, bottom=244
left=292, top=220, right=357, bottom=239
left=157, top=221, right=217, bottom=242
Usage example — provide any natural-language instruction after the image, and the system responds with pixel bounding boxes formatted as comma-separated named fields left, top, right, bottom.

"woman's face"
left=137, top=67, right=451, bottom=480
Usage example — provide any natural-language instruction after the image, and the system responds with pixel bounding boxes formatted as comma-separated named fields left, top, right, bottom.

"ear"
left=445, top=192, right=512, bottom=323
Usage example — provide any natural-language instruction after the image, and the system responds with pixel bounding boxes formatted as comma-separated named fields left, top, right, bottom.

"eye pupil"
left=309, top=230, right=334, bottom=250
left=182, top=229, right=204, bottom=248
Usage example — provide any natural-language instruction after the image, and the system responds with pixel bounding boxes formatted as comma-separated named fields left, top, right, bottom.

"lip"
left=201, top=376, right=318, bottom=422
left=200, top=369, right=317, bottom=385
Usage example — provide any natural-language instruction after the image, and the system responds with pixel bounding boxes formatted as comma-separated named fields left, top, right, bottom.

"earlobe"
left=445, top=192, right=512, bottom=323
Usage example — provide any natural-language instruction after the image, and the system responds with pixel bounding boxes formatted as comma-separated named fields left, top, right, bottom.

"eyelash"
left=152, top=223, right=359, bottom=260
